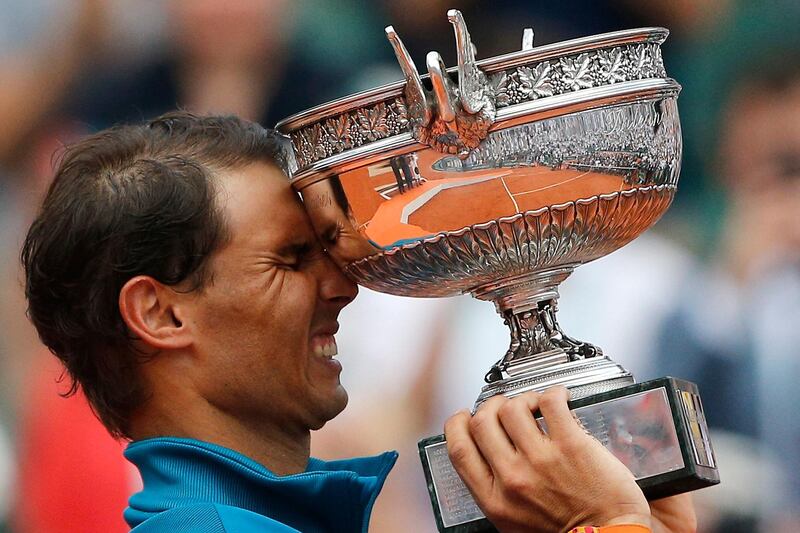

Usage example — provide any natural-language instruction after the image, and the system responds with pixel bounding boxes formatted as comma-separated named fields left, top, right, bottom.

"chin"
left=313, top=388, right=349, bottom=430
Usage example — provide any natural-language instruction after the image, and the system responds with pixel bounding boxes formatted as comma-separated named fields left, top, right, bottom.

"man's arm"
left=444, top=386, right=696, bottom=533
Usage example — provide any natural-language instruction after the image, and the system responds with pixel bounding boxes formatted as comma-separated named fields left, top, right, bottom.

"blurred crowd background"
left=1, top=0, right=799, bottom=532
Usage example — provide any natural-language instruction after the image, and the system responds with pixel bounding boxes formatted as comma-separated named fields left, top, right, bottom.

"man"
left=653, top=50, right=800, bottom=529
left=22, top=112, right=694, bottom=532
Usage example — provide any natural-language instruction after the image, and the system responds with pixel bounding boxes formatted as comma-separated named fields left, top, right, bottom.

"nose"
left=316, top=250, right=359, bottom=307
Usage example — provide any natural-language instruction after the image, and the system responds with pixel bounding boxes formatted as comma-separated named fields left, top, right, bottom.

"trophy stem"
left=471, top=267, right=634, bottom=407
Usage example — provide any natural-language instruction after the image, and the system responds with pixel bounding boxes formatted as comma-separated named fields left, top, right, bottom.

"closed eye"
left=321, top=220, right=345, bottom=248
left=267, top=241, right=309, bottom=271
left=277, top=240, right=326, bottom=270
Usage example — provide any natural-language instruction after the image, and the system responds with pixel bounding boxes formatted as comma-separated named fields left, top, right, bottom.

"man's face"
left=185, top=161, right=357, bottom=433
left=718, top=81, right=800, bottom=262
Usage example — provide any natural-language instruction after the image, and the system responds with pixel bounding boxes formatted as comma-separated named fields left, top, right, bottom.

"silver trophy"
left=277, top=11, right=718, bottom=532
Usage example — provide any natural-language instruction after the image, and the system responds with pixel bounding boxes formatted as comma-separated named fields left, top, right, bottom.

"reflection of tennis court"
left=340, top=150, right=627, bottom=247
left=408, top=168, right=624, bottom=232
left=364, top=174, right=512, bottom=245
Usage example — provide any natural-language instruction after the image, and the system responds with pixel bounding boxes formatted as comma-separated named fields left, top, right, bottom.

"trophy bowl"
left=277, top=11, right=715, bottom=532
left=278, top=13, right=681, bottom=400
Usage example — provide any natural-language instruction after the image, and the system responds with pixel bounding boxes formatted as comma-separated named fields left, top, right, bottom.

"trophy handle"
left=385, top=10, right=496, bottom=157
left=385, top=25, right=432, bottom=128
left=447, top=9, right=485, bottom=114
left=426, top=51, right=457, bottom=123
left=521, top=27, right=535, bottom=50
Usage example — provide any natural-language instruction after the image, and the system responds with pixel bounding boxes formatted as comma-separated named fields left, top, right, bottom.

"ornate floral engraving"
left=487, top=41, right=667, bottom=111
left=288, top=41, right=668, bottom=170
left=517, top=62, right=555, bottom=99
left=650, top=43, right=667, bottom=77
left=305, top=126, right=328, bottom=160
left=356, top=103, right=390, bottom=142
left=559, top=52, right=595, bottom=91
left=597, top=48, right=627, bottom=84
left=291, top=101, right=410, bottom=168
left=630, top=43, right=656, bottom=79
left=487, top=71, right=511, bottom=107
left=325, top=115, right=352, bottom=152
left=385, top=98, right=409, bottom=131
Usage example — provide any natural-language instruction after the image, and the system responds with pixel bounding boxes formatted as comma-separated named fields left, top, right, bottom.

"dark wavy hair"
left=21, top=111, right=288, bottom=438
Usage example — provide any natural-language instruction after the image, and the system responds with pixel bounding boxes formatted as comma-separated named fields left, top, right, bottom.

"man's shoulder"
left=129, top=503, right=300, bottom=533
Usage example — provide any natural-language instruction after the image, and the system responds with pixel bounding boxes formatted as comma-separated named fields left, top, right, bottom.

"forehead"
left=214, top=161, right=312, bottom=244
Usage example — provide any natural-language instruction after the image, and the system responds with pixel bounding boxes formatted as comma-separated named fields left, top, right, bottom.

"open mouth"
left=311, top=335, right=338, bottom=359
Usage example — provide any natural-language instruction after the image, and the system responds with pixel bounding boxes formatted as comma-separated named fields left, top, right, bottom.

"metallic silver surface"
left=385, top=26, right=432, bottom=130
left=447, top=9, right=486, bottom=115
left=278, top=21, right=669, bottom=172
left=385, top=12, right=496, bottom=157
left=275, top=27, right=668, bottom=134
left=521, top=28, right=535, bottom=51
left=278, top=11, right=682, bottom=404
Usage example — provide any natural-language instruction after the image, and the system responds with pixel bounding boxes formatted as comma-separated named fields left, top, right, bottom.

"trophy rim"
left=275, top=26, right=668, bottom=133
left=276, top=21, right=677, bottom=186
left=286, top=79, right=680, bottom=191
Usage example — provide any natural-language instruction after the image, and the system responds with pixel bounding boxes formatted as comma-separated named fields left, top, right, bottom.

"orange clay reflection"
left=328, top=148, right=628, bottom=249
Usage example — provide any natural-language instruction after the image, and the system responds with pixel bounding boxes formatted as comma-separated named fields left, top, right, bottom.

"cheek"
left=275, top=268, right=319, bottom=313
left=194, top=269, right=320, bottom=361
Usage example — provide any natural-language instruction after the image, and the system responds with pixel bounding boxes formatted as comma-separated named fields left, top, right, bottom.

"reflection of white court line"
left=499, top=176, right=520, bottom=213
left=399, top=175, right=503, bottom=224
left=511, top=171, right=591, bottom=197
left=368, top=164, right=393, bottom=177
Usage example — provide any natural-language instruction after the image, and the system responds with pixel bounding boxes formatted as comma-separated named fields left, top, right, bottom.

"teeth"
left=312, top=337, right=338, bottom=359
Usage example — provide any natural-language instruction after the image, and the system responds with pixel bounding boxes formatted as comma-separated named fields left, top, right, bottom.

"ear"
left=119, top=276, right=192, bottom=351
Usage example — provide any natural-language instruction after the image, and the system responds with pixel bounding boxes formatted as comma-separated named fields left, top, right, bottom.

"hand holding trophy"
left=277, top=10, right=718, bottom=532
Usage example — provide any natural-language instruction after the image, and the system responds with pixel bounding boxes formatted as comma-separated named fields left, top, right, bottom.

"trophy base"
left=475, top=354, right=634, bottom=407
left=418, top=377, right=719, bottom=533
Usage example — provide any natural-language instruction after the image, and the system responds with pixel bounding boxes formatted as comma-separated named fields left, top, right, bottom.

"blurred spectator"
left=0, top=419, right=11, bottom=533
left=0, top=4, right=132, bottom=531
left=2, top=0, right=798, bottom=532
left=13, top=356, right=134, bottom=533
left=652, top=4, right=800, bottom=531
left=0, top=0, right=104, bottom=164
left=64, top=0, right=395, bottom=129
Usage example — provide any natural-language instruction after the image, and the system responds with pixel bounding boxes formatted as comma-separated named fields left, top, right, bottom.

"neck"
left=129, top=392, right=310, bottom=476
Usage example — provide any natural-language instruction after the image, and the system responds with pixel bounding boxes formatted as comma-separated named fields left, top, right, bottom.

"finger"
left=444, top=410, right=493, bottom=502
left=469, top=396, right=517, bottom=472
left=496, top=392, right=549, bottom=457
left=537, top=386, right=584, bottom=441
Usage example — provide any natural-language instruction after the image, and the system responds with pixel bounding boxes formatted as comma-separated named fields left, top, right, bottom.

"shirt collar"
left=124, top=437, right=397, bottom=532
